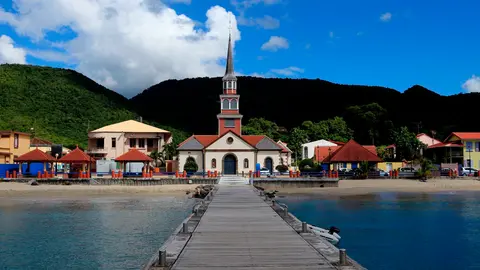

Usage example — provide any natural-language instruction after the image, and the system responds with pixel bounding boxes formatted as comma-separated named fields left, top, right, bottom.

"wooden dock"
left=167, top=185, right=361, bottom=269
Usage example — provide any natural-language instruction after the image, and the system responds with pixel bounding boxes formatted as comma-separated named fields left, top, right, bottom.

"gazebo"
left=14, top=148, right=56, bottom=176
left=59, top=146, right=95, bottom=178
left=115, top=148, right=153, bottom=175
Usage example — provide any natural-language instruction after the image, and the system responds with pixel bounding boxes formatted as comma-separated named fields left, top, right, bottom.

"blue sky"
left=0, top=0, right=479, bottom=97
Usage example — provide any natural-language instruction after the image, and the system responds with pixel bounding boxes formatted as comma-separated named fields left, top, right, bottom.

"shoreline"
left=276, top=179, right=480, bottom=196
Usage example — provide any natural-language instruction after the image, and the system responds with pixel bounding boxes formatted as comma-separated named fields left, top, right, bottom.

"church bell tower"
left=217, top=27, right=242, bottom=135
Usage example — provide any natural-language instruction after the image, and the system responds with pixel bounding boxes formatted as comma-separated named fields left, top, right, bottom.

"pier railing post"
left=283, top=207, right=288, bottom=217
left=158, top=249, right=166, bottom=267
left=339, top=249, right=347, bottom=265
left=302, top=222, right=308, bottom=233
left=182, top=222, right=188, bottom=233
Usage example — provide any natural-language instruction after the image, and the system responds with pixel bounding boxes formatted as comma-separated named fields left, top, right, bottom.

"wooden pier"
left=144, top=185, right=365, bottom=269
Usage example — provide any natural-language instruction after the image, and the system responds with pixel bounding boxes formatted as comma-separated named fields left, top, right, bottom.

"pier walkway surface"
left=171, top=185, right=340, bottom=269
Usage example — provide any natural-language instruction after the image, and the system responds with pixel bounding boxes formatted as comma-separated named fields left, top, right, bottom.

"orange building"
left=0, top=131, right=31, bottom=164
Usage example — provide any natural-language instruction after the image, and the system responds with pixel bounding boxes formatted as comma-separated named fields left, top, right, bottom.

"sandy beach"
left=278, top=179, right=480, bottom=196
left=0, top=182, right=195, bottom=199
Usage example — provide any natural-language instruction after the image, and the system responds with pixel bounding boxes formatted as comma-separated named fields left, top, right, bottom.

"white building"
left=301, top=139, right=338, bottom=159
left=177, top=33, right=287, bottom=175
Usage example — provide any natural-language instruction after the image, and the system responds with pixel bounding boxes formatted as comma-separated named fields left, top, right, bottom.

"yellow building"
left=0, top=131, right=31, bottom=164
left=445, top=132, right=480, bottom=168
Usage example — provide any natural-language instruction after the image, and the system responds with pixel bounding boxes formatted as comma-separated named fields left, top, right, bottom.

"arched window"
left=244, top=158, right=249, bottom=168
left=304, top=146, right=308, bottom=159
left=222, top=99, right=229, bottom=109
left=233, top=81, right=237, bottom=89
left=227, top=81, right=232, bottom=88
left=211, top=158, right=216, bottom=168
left=231, top=99, right=238, bottom=109
left=223, top=81, right=227, bottom=89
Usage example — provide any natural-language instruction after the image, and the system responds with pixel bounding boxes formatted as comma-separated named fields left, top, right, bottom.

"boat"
left=307, top=225, right=341, bottom=245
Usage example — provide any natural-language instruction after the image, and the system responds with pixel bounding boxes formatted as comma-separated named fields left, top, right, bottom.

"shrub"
left=183, top=157, right=198, bottom=172
left=276, top=164, right=289, bottom=172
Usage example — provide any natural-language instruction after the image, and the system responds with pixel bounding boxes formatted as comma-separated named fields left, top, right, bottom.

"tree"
left=149, top=150, right=164, bottom=167
left=392, top=126, right=424, bottom=161
left=416, top=158, right=434, bottom=180
left=183, top=157, right=198, bottom=172
left=286, top=127, right=308, bottom=161
left=344, top=103, right=392, bottom=145
left=162, top=142, right=178, bottom=160
left=242, top=118, right=280, bottom=140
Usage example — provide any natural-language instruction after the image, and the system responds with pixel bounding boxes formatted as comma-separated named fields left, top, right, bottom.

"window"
left=343, top=162, right=347, bottom=169
left=147, top=138, right=155, bottom=147
left=14, top=134, right=19, bottom=149
left=111, top=138, right=116, bottom=148
left=226, top=137, right=234, bottom=144
left=138, top=138, right=145, bottom=148
left=227, top=81, right=232, bottom=88
left=244, top=158, right=249, bottom=168
left=222, top=99, right=229, bottom=109
left=230, top=99, right=238, bottom=109
left=211, top=158, right=216, bottom=168
left=130, top=138, right=136, bottom=148
left=466, top=141, right=473, bottom=151
left=476, top=142, right=480, bottom=152
left=304, top=146, right=308, bottom=159
left=225, top=119, right=235, bottom=127
left=96, top=138, right=104, bottom=149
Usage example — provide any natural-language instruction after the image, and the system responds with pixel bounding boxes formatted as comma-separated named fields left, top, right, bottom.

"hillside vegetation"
left=0, top=64, right=187, bottom=148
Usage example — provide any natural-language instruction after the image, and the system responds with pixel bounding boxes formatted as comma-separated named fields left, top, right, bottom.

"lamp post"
left=467, top=145, right=473, bottom=171
left=328, top=147, right=332, bottom=171
left=55, top=153, right=59, bottom=176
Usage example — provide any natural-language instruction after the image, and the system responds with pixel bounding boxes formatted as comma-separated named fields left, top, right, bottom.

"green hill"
left=0, top=64, right=187, bottom=148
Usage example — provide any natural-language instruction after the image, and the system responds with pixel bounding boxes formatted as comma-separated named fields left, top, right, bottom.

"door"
left=223, top=154, right=237, bottom=175
left=265, top=157, right=273, bottom=173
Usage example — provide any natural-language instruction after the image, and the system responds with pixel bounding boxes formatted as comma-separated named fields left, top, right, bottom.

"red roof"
left=30, top=137, right=53, bottom=146
left=59, top=146, right=94, bottom=163
left=385, top=144, right=396, bottom=149
left=363, top=145, right=377, bottom=155
left=115, top=148, right=153, bottom=162
left=445, top=132, right=480, bottom=142
left=329, top=140, right=346, bottom=145
left=14, top=148, right=56, bottom=162
left=323, top=140, right=382, bottom=163
left=314, top=146, right=341, bottom=162
left=276, top=140, right=292, bottom=153
left=428, top=142, right=464, bottom=149
left=242, top=135, right=265, bottom=147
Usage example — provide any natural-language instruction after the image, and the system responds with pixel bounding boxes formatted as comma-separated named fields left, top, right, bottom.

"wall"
left=205, top=151, right=255, bottom=174
left=377, top=162, right=403, bottom=172
left=178, top=150, right=203, bottom=172
left=301, top=140, right=337, bottom=159
left=280, top=152, right=291, bottom=166
left=462, top=140, right=480, bottom=168
left=253, top=179, right=338, bottom=188
left=257, top=151, right=282, bottom=171
left=0, top=133, right=30, bottom=164
left=218, top=118, right=241, bottom=135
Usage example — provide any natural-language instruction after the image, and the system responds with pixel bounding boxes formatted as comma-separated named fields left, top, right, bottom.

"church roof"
left=177, top=131, right=281, bottom=151
left=222, top=32, right=237, bottom=81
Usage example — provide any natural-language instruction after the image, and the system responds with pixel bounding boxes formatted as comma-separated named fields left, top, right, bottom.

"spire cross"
left=228, top=14, right=232, bottom=35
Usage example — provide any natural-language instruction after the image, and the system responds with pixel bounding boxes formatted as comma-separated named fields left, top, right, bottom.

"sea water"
left=279, top=191, right=480, bottom=270
left=0, top=195, right=195, bottom=270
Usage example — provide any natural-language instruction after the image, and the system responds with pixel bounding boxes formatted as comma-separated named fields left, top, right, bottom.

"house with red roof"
left=442, top=132, right=480, bottom=168
left=322, top=140, right=382, bottom=170
left=177, top=34, right=286, bottom=175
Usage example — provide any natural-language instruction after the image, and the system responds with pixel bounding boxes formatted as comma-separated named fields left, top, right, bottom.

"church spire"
left=223, top=18, right=237, bottom=83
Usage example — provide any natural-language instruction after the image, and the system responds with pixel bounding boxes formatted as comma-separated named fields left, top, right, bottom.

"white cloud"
left=0, top=1, right=241, bottom=97
left=0, top=35, right=27, bottom=64
left=329, top=31, right=334, bottom=38
left=238, top=15, right=279, bottom=29
left=231, top=0, right=281, bottom=10
left=261, top=36, right=288, bottom=51
left=167, top=0, right=191, bottom=4
left=270, top=66, right=303, bottom=76
left=462, top=75, right=480, bottom=93
left=380, top=12, right=392, bottom=22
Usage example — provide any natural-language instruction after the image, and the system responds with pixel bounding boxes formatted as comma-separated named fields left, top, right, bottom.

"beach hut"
left=115, top=148, right=153, bottom=175
left=322, top=139, right=382, bottom=170
left=58, top=146, right=94, bottom=178
left=14, top=148, right=56, bottom=176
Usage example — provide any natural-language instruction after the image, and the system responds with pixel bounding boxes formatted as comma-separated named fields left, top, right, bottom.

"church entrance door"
left=223, top=154, right=237, bottom=175
left=265, top=157, right=273, bottom=173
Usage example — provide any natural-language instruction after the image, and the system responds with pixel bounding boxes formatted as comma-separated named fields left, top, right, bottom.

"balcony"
left=147, top=147, right=159, bottom=152
left=87, top=147, right=108, bottom=154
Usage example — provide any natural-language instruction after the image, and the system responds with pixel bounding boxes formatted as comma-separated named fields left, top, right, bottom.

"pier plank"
left=171, top=186, right=338, bottom=270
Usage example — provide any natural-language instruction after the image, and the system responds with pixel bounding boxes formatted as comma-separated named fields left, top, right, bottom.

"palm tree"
left=162, top=142, right=178, bottom=160
left=149, top=150, right=165, bottom=167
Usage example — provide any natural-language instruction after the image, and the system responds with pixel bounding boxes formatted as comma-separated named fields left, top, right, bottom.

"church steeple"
left=222, top=22, right=237, bottom=94
left=218, top=21, right=242, bottom=135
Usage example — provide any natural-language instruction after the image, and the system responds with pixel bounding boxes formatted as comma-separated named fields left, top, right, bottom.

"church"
left=177, top=33, right=291, bottom=175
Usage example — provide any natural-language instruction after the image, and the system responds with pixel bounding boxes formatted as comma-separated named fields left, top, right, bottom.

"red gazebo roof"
left=59, top=146, right=94, bottom=163
left=323, top=140, right=382, bottom=163
left=115, top=148, right=153, bottom=162
left=14, top=148, right=56, bottom=162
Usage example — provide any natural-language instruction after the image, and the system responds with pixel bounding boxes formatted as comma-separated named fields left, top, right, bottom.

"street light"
left=55, top=153, right=59, bottom=176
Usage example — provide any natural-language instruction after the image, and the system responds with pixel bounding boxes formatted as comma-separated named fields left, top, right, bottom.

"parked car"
left=378, top=169, right=389, bottom=177
left=461, top=167, right=478, bottom=176
left=400, top=167, right=416, bottom=172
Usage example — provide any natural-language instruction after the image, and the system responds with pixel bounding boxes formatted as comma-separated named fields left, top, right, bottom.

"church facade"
left=177, top=34, right=291, bottom=175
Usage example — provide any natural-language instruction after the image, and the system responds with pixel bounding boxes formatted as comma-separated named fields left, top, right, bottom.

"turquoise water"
left=0, top=195, right=194, bottom=270
left=280, top=191, right=480, bottom=270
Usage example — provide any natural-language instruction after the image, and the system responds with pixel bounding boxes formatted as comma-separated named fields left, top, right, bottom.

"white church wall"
left=205, top=151, right=255, bottom=174
left=257, top=151, right=282, bottom=171
left=178, top=150, right=203, bottom=172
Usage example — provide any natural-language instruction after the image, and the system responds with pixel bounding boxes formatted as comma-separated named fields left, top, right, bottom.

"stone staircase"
left=218, top=175, right=249, bottom=185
